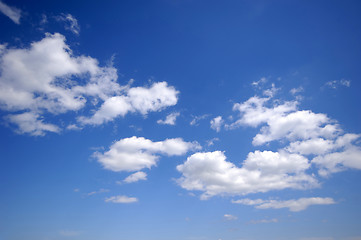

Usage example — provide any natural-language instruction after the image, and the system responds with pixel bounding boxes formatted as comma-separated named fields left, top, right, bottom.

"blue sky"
left=1, top=1, right=361, bottom=240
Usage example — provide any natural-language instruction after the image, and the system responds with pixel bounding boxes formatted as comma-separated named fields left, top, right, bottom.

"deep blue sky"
left=1, top=1, right=361, bottom=240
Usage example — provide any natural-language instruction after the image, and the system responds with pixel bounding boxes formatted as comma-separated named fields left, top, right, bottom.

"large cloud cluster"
left=177, top=91, right=361, bottom=201
left=0, top=33, right=178, bottom=135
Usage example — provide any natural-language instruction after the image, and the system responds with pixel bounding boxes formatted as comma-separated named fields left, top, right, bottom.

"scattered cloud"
left=324, top=79, right=351, bottom=89
left=224, top=214, right=238, bottom=221
left=290, top=86, right=304, bottom=95
left=251, top=77, right=267, bottom=87
left=78, top=82, right=179, bottom=125
left=190, top=114, right=209, bottom=126
left=232, top=197, right=335, bottom=212
left=5, top=112, right=60, bottom=136
left=94, top=136, right=201, bottom=172
left=0, top=0, right=21, bottom=24
left=177, top=151, right=317, bottom=200
left=55, top=13, right=80, bottom=35
left=177, top=84, right=361, bottom=200
left=105, top=195, right=138, bottom=203
left=263, top=83, right=279, bottom=97
left=210, top=116, right=224, bottom=132
left=123, top=171, right=147, bottom=183
left=87, top=188, right=109, bottom=196
left=0, top=33, right=179, bottom=135
left=249, top=218, right=278, bottom=224
left=206, top=137, right=219, bottom=146
left=157, top=112, right=180, bottom=125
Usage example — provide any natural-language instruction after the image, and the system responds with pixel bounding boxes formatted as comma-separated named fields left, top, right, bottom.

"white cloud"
left=290, top=86, right=304, bottom=95
left=249, top=218, right=278, bottom=224
left=190, top=114, right=209, bottom=126
left=0, top=0, right=21, bottom=24
left=176, top=151, right=317, bottom=200
left=312, top=146, right=361, bottom=177
left=263, top=83, right=279, bottom=97
left=206, top=137, right=219, bottom=146
left=95, top=136, right=200, bottom=172
left=5, top=112, right=60, bottom=136
left=105, top=195, right=138, bottom=203
left=55, top=13, right=80, bottom=35
left=224, top=214, right=238, bottom=221
left=325, top=79, right=351, bottom=89
left=123, top=171, right=147, bottom=183
left=252, top=110, right=339, bottom=146
left=251, top=77, right=267, bottom=87
left=157, top=112, right=180, bottom=125
left=87, top=188, right=109, bottom=196
left=79, top=82, right=179, bottom=125
left=210, top=116, right=224, bottom=132
left=228, top=96, right=297, bottom=129
left=232, top=197, right=335, bottom=212
left=0, top=33, right=179, bottom=135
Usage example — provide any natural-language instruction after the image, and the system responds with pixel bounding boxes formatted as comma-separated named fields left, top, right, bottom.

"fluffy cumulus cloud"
left=210, top=116, right=224, bottom=132
left=78, top=82, right=178, bottom=125
left=177, top=84, right=361, bottom=200
left=177, top=151, right=317, bottom=200
left=0, top=33, right=179, bottom=135
left=232, top=197, right=335, bottom=212
left=94, top=136, right=201, bottom=172
left=105, top=195, right=138, bottom=203
left=0, top=0, right=21, bottom=24
left=157, top=112, right=180, bottom=125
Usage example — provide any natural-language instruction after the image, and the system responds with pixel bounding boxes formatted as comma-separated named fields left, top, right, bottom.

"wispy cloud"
left=0, top=1, right=21, bottom=24
left=105, top=195, right=138, bottom=203
left=55, top=13, right=80, bottom=35
left=324, top=79, right=351, bottom=89
left=224, top=214, right=238, bottom=221
left=232, top=197, right=336, bottom=212
left=249, top=218, right=278, bottom=224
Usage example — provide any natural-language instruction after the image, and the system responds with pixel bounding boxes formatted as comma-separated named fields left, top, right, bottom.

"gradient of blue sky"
left=1, top=1, right=361, bottom=240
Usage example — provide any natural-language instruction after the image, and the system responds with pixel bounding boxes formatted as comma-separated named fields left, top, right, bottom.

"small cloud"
left=157, top=112, right=180, bottom=125
left=190, top=114, right=209, bottom=126
left=122, top=171, right=147, bottom=183
left=252, top=77, right=267, bottom=87
left=105, top=195, right=138, bottom=203
left=67, top=124, right=82, bottom=131
left=290, top=86, right=304, bottom=95
left=324, top=79, right=351, bottom=89
left=206, top=137, right=219, bottom=146
left=263, top=83, right=279, bottom=97
left=249, top=218, right=278, bottom=224
left=0, top=0, right=21, bottom=24
left=210, top=116, right=224, bottom=132
left=73, top=188, right=80, bottom=192
left=55, top=13, right=80, bottom=35
left=87, top=188, right=109, bottom=196
left=224, top=214, right=238, bottom=221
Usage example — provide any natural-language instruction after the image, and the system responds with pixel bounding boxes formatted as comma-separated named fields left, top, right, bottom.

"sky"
left=1, top=0, right=361, bottom=240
